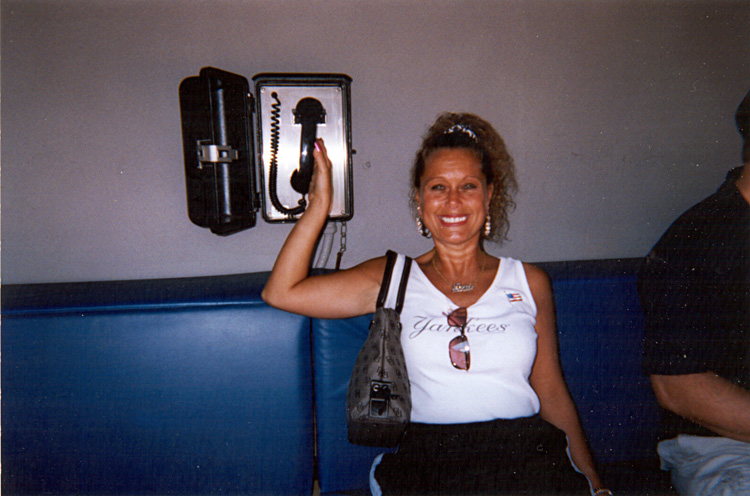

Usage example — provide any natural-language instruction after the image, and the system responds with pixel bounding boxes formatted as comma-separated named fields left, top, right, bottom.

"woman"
left=262, top=113, right=610, bottom=495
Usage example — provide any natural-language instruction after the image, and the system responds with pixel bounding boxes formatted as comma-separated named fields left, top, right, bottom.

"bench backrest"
left=2, top=273, right=315, bottom=495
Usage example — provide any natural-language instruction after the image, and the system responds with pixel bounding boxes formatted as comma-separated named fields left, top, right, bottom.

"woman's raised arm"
left=261, top=139, right=384, bottom=319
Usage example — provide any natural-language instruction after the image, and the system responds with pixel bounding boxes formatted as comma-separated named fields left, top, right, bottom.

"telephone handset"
left=291, top=97, right=326, bottom=195
left=267, top=93, right=327, bottom=217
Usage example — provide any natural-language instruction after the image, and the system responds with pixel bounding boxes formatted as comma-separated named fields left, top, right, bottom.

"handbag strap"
left=394, top=255, right=412, bottom=315
left=376, top=250, right=413, bottom=314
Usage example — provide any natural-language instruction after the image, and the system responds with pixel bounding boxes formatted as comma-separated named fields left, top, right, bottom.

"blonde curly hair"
left=409, top=112, right=518, bottom=243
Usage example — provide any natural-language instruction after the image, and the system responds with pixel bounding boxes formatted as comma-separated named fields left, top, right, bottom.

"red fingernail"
left=314, top=141, right=321, bottom=151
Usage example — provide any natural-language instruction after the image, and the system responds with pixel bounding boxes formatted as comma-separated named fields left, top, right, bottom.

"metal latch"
left=369, top=380, right=392, bottom=418
left=197, top=143, right=238, bottom=164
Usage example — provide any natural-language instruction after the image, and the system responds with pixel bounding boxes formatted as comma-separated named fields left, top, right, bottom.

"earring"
left=416, top=209, right=431, bottom=238
left=484, top=214, right=491, bottom=238
left=416, top=216, right=431, bottom=238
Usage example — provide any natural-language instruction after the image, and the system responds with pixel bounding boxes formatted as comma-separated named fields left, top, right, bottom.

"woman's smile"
left=439, top=215, right=468, bottom=224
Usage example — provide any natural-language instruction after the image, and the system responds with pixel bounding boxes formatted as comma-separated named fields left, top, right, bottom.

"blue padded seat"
left=312, top=314, right=388, bottom=495
left=541, top=259, right=661, bottom=463
left=2, top=273, right=314, bottom=496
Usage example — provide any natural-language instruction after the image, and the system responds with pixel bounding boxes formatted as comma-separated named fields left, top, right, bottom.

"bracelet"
left=593, top=489, right=613, bottom=496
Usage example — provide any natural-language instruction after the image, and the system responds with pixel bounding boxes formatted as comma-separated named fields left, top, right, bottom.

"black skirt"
left=374, top=415, right=590, bottom=495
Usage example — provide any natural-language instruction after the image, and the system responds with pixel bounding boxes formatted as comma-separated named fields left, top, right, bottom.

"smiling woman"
left=261, top=113, right=609, bottom=495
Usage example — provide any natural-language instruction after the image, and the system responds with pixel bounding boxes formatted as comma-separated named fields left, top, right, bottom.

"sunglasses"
left=446, top=307, right=470, bottom=371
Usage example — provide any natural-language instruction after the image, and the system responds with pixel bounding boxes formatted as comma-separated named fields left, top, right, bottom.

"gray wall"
left=2, top=0, right=749, bottom=284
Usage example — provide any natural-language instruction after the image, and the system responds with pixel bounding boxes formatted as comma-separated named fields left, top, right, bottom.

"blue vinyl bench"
left=2, top=258, right=673, bottom=495
left=1, top=273, right=315, bottom=495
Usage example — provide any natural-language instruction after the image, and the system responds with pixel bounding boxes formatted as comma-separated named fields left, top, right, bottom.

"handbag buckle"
left=369, top=381, right=392, bottom=418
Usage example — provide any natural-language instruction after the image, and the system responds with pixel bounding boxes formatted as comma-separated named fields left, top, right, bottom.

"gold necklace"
left=432, top=253, right=487, bottom=293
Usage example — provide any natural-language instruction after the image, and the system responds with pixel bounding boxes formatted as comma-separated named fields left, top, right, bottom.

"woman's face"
left=416, top=148, right=493, bottom=246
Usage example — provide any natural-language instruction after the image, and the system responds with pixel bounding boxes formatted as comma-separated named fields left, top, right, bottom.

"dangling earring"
left=416, top=208, right=431, bottom=238
left=484, top=214, right=491, bottom=238
left=416, top=216, right=431, bottom=238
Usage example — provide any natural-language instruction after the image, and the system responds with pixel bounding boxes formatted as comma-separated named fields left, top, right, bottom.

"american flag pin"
left=507, top=292, right=523, bottom=303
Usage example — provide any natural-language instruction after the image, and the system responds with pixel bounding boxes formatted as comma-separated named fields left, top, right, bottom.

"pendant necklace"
left=432, top=253, right=487, bottom=293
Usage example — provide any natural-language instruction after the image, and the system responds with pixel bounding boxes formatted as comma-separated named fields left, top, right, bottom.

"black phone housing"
left=179, top=67, right=257, bottom=235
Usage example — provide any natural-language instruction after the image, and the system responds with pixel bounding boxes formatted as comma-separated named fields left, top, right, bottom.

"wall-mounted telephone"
left=254, top=73, right=353, bottom=223
left=179, top=68, right=353, bottom=235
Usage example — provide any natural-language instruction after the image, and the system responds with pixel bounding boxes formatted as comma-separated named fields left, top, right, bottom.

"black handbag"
left=346, top=250, right=413, bottom=447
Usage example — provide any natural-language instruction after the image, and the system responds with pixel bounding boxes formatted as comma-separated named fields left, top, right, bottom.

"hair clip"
left=444, top=124, right=477, bottom=141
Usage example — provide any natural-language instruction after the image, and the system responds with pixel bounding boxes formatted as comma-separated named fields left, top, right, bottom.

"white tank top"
left=384, top=254, right=541, bottom=424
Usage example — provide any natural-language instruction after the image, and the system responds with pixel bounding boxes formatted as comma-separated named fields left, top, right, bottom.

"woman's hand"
left=306, top=138, right=333, bottom=217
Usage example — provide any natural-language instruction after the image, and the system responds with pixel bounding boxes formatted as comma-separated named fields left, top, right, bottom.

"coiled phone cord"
left=268, top=92, right=307, bottom=217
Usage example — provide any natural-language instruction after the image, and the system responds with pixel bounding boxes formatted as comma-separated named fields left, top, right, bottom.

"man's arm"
left=651, top=372, right=750, bottom=443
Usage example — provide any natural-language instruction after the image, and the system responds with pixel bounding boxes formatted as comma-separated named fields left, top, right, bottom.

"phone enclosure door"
left=179, top=67, right=256, bottom=235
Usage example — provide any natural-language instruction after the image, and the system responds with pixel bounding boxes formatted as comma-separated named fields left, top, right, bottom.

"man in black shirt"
left=639, top=90, right=750, bottom=495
